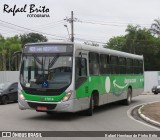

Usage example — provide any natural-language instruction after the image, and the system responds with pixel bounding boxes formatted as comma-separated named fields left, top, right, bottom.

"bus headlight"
left=62, top=91, right=72, bottom=101
left=18, top=90, right=25, bottom=100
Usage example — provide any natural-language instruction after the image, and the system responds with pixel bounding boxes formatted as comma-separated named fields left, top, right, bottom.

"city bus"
left=18, top=42, right=144, bottom=116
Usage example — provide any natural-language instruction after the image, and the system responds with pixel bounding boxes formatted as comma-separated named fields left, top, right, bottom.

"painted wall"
left=0, top=71, right=19, bottom=83
left=144, top=71, right=160, bottom=92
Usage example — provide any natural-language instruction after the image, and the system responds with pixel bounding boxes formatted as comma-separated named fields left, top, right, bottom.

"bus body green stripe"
left=21, top=74, right=144, bottom=101
left=76, top=74, right=144, bottom=98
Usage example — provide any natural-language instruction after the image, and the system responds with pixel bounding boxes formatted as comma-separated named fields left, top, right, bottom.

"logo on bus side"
left=105, top=76, right=138, bottom=93
left=113, top=80, right=128, bottom=89
left=105, top=77, right=111, bottom=93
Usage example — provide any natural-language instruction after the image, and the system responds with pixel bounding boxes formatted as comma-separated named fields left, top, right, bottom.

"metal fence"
left=0, top=71, right=19, bottom=83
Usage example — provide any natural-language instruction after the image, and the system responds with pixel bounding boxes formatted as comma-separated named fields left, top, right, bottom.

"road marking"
left=127, top=102, right=160, bottom=131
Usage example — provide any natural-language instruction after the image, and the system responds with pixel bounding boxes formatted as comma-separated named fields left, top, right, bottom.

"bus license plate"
left=37, top=106, right=47, bottom=111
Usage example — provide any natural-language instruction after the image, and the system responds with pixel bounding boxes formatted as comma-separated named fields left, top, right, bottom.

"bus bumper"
left=18, top=98, right=74, bottom=112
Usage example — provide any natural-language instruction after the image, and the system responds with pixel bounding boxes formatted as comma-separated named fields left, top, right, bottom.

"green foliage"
left=0, top=33, right=48, bottom=71
left=20, top=32, right=48, bottom=47
left=0, top=34, right=22, bottom=70
left=150, top=18, right=160, bottom=37
left=107, top=36, right=126, bottom=51
left=105, top=24, right=160, bottom=71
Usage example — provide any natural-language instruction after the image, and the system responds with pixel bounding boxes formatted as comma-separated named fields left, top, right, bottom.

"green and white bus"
left=18, top=42, right=144, bottom=115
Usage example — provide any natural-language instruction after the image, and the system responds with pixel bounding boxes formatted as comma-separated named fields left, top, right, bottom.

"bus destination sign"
left=23, top=45, right=72, bottom=53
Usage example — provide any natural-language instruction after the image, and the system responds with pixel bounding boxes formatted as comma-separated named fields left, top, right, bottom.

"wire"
left=32, top=20, right=66, bottom=30
left=0, top=23, right=30, bottom=34
left=75, top=37, right=106, bottom=45
left=77, top=19, right=151, bottom=27
left=0, top=19, right=67, bottom=40
left=81, top=19, right=151, bottom=26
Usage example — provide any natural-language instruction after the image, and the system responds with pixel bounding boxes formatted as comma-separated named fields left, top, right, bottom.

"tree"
left=0, top=34, right=7, bottom=70
left=4, top=35, right=21, bottom=70
left=106, top=36, right=126, bottom=51
left=20, top=33, right=48, bottom=47
left=125, top=25, right=140, bottom=53
left=0, top=33, right=47, bottom=71
left=0, top=34, right=22, bottom=71
left=105, top=25, right=160, bottom=71
left=150, top=19, right=160, bottom=37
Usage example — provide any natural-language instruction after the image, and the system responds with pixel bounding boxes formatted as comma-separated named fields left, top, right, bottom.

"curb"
left=138, top=102, right=160, bottom=127
left=127, top=104, right=160, bottom=130
left=140, top=92, right=154, bottom=95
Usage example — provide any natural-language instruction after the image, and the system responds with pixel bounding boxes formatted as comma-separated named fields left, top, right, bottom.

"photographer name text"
left=3, top=4, right=50, bottom=18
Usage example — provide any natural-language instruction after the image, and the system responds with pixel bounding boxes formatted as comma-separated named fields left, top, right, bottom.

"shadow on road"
left=23, top=99, right=141, bottom=121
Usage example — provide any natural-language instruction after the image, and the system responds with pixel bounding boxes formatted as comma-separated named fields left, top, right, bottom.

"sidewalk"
left=139, top=102, right=160, bottom=126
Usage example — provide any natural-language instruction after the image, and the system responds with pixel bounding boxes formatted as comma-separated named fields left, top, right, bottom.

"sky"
left=0, top=0, right=159, bottom=44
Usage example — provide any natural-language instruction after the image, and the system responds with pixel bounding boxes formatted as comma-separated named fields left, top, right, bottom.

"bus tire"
left=124, top=88, right=132, bottom=105
left=154, top=92, right=158, bottom=95
left=85, top=95, right=94, bottom=116
left=1, top=95, right=9, bottom=105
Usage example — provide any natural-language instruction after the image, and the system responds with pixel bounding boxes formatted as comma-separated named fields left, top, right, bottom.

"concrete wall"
left=0, top=71, right=19, bottom=83
left=144, top=71, right=160, bottom=92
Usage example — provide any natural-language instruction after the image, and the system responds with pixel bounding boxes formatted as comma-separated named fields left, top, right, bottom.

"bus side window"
left=133, top=60, right=139, bottom=74
left=100, top=54, right=110, bottom=74
left=75, top=57, right=87, bottom=81
left=119, top=57, right=126, bottom=74
left=110, top=56, right=119, bottom=74
left=89, top=52, right=99, bottom=75
left=139, top=60, right=143, bottom=74
left=126, top=58, right=133, bottom=74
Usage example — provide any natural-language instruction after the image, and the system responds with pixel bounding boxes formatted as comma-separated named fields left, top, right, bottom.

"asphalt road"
left=0, top=94, right=160, bottom=139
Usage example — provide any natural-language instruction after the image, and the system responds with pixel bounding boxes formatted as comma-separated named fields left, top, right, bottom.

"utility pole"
left=64, top=11, right=77, bottom=42
left=71, top=11, right=74, bottom=42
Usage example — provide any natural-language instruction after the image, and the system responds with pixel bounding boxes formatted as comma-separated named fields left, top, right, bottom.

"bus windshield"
left=20, top=55, right=72, bottom=90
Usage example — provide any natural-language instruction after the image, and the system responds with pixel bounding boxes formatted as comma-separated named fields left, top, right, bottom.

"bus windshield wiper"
left=49, top=56, right=59, bottom=68
left=33, top=54, right=42, bottom=65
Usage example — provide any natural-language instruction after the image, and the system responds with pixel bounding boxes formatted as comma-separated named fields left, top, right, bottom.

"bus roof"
left=24, top=42, right=143, bottom=60
left=78, top=43, right=143, bottom=60
left=24, top=42, right=73, bottom=46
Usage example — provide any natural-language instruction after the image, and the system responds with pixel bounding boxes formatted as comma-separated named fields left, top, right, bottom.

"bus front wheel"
left=85, top=95, right=94, bottom=116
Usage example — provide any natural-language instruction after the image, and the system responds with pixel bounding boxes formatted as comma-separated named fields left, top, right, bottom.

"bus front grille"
left=23, top=89, right=65, bottom=96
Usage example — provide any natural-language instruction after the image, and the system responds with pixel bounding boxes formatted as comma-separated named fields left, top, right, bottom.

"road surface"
left=0, top=94, right=160, bottom=139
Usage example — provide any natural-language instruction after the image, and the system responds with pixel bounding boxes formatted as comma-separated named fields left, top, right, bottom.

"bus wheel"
left=124, top=88, right=132, bottom=105
left=85, top=95, right=94, bottom=116
left=1, top=95, right=9, bottom=105
left=154, top=92, right=158, bottom=95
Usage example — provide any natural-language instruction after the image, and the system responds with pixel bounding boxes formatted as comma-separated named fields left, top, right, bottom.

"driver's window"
left=75, top=57, right=87, bottom=81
